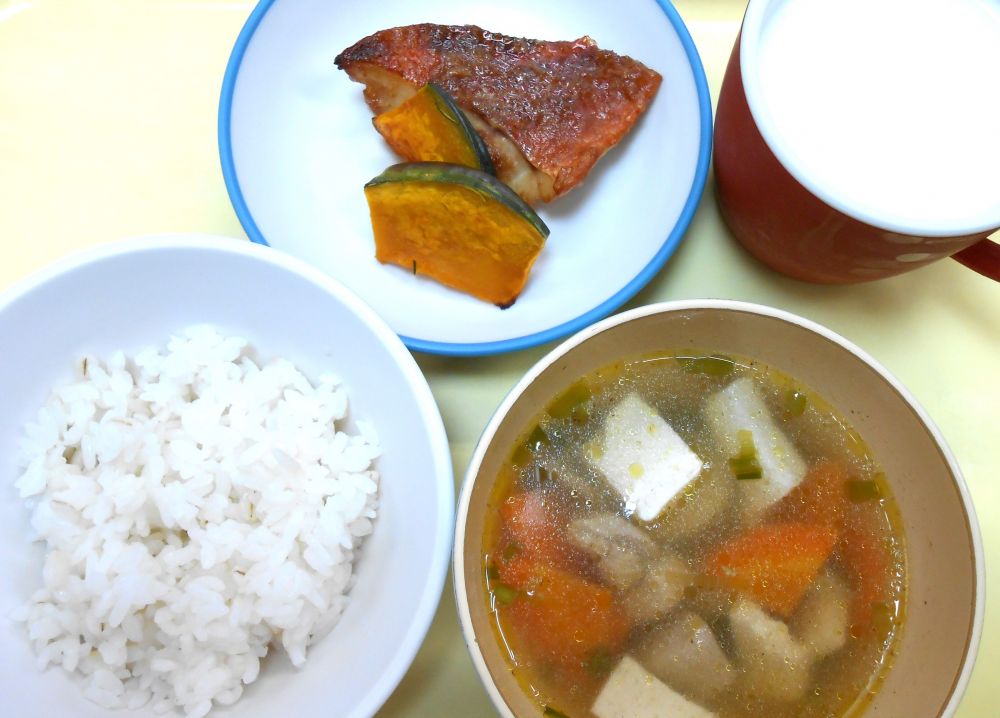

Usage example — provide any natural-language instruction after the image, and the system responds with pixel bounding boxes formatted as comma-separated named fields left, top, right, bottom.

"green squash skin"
left=365, top=162, right=550, bottom=239
left=425, top=83, right=497, bottom=176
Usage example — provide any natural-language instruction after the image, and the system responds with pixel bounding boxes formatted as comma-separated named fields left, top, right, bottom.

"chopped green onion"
left=871, top=601, right=897, bottom=636
left=547, top=381, right=592, bottom=421
left=527, top=425, right=549, bottom=450
left=543, top=707, right=571, bottom=718
left=728, top=429, right=763, bottom=479
left=510, top=444, right=532, bottom=468
left=678, top=354, right=735, bottom=376
left=730, top=458, right=763, bottom=480
left=848, top=478, right=881, bottom=502
left=501, top=542, right=522, bottom=561
left=492, top=583, right=519, bottom=606
left=512, top=425, right=549, bottom=466
left=485, top=563, right=500, bottom=581
left=784, top=389, right=808, bottom=417
left=585, top=648, right=615, bottom=677
left=534, top=465, right=555, bottom=484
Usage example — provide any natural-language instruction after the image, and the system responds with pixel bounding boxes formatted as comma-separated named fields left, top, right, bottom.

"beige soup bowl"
left=454, top=300, right=984, bottom=718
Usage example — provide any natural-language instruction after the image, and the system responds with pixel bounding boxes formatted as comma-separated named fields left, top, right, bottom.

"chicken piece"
left=590, top=393, right=703, bottom=523
left=636, top=612, right=736, bottom=704
left=550, top=462, right=619, bottom=513
left=567, top=513, right=656, bottom=590
left=624, top=554, right=692, bottom=625
left=335, top=24, right=662, bottom=204
left=593, top=656, right=717, bottom=718
left=729, top=597, right=813, bottom=702
left=685, top=587, right=738, bottom=629
left=704, top=378, right=808, bottom=523
left=791, top=569, right=851, bottom=658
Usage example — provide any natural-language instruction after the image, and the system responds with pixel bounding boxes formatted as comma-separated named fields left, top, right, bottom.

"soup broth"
left=482, top=351, right=906, bottom=718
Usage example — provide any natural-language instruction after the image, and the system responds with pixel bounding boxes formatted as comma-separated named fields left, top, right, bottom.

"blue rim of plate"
left=218, top=0, right=713, bottom=357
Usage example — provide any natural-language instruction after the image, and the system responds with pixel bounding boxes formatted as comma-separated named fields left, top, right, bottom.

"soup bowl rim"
left=452, top=298, right=985, bottom=718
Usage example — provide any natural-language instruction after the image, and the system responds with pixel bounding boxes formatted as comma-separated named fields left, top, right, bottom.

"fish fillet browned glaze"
left=335, top=24, right=662, bottom=204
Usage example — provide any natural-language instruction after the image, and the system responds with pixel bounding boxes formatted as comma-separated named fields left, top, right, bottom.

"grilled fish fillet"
left=335, top=24, right=662, bottom=204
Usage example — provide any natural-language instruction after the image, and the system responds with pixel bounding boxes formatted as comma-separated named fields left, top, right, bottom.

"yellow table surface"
left=1, top=1, right=997, bottom=715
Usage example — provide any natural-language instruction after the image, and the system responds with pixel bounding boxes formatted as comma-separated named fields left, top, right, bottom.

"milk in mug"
left=749, top=0, right=1000, bottom=234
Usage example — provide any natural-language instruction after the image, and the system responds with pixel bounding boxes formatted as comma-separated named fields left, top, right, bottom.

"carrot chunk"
left=505, top=562, right=629, bottom=674
left=493, top=492, right=570, bottom=586
left=838, top=504, right=894, bottom=631
left=499, top=492, right=560, bottom=556
left=491, top=492, right=628, bottom=684
left=769, top=461, right=849, bottom=531
left=703, top=522, right=837, bottom=617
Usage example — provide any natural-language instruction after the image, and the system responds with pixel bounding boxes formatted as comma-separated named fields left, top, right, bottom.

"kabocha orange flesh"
left=336, top=24, right=662, bottom=203
left=703, top=521, right=838, bottom=617
left=372, top=83, right=495, bottom=173
left=364, top=162, right=549, bottom=308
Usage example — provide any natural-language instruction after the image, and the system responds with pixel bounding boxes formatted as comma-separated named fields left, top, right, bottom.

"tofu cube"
left=704, top=377, right=807, bottom=518
left=592, top=655, right=716, bottom=718
left=591, top=393, right=702, bottom=522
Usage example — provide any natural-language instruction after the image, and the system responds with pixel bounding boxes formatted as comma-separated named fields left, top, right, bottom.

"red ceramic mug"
left=714, top=0, right=1000, bottom=284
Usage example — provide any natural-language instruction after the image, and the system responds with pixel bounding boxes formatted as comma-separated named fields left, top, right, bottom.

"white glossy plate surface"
left=0, top=236, right=454, bottom=718
left=219, top=0, right=711, bottom=354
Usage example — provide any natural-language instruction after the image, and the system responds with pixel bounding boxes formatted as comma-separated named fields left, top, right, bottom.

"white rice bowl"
left=14, top=326, right=381, bottom=718
left=0, top=236, right=454, bottom=718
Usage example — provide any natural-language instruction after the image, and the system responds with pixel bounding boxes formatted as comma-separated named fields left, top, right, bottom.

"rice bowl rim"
left=0, top=234, right=456, bottom=718
left=452, top=298, right=985, bottom=718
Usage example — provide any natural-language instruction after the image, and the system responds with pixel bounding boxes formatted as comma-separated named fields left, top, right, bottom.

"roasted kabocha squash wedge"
left=372, top=83, right=495, bottom=174
left=364, top=163, right=549, bottom=308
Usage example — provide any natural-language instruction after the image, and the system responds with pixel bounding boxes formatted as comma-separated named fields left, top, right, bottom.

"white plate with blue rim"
left=219, top=0, right=712, bottom=356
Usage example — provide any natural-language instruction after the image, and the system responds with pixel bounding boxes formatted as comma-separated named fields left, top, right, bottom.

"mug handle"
left=952, top=238, right=1000, bottom=281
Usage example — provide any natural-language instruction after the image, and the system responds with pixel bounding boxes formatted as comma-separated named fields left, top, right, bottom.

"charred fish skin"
left=336, top=24, right=662, bottom=202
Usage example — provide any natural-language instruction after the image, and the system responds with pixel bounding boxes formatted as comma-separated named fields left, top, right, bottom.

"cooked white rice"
left=13, top=326, right=380, bottom=717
